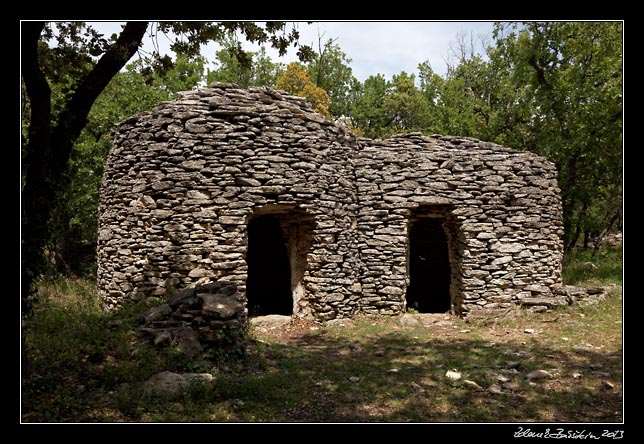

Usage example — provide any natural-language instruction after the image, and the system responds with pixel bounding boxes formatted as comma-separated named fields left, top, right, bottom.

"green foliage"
left=384, top=71, right=430, bottom=133
left=430, top=56, right=493, bottom=138
left=38, top=23, right=103, bottom=97
left=151, top=54, right=207, bottom=92
left=206, top=37, right=284, bottom=88
left=157, top=22, right=315, bottom=64
left=348, top=70, right=432, bottom=138
left=347, top=74, right=392, bottom=138
left=305, top=38, right=357, bottom=117
left=490, top=22, right=623, bottom=249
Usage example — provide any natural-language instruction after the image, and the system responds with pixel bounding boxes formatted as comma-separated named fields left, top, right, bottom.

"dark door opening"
left=246, top=215, right=292, bottom=316
left=407, top=217, right=452, bottom=313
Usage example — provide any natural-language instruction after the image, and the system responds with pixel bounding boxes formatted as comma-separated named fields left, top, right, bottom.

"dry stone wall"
left=98, top=83, right=564, bottom=320
left=354, top=134, right=564, bottom=317
left=98, top=83, right=360, bottom=320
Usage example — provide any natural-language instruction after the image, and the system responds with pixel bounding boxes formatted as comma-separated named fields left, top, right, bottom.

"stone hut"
left=97, top=83, right=564, bottom=321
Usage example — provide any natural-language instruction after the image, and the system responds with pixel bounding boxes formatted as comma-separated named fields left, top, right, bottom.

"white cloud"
left=275, top=21, right=495, bottom=79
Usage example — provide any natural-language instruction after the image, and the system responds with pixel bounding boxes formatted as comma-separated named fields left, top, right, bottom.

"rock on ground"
left=462, top=380, right=484, bottom=391
left=143, top=371, right=214, bottom=399
left=250, top=315, right=292, bottom=331
left=526, top=369, right=552, bottom=381
left=488, top=384, right=504, bottom=395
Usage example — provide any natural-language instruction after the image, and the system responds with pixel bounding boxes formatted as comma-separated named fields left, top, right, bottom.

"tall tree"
left=305, top=37, right=356, bottom=117
left=347, top=74, right=391, bottom=139
left=275, top=63, right=332, bottom=118
left=21, top=21, right=313, bottom=302
left=425, top=52, right=499, bottom=140
left=417, top=61, right=444, bottom=133
left=384, top=71, right=430, bottom=134
left=492, top=22, right=623, bottom=250
left=206, top=35, right=285, bottom=88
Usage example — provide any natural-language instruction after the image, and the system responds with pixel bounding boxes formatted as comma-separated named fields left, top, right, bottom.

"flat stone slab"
left=200, top=293, right=244, bottom=319
left=250, top=315, right=292, bottom=331
left=399, top=313, right=454, bottom=327
left=399, top=313, right=422, bottom=327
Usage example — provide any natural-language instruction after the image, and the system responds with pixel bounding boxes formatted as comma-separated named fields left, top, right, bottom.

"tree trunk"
left=592, top=208, right=622, bottom=257
left=21, top=21, right=52, bottom=305
left=561, top=151, right=581, bottom=252
left=582, top=229, right=591, bottom=250
left=21, top=21, right=149, bottom=302
left=566, top=200, right=587, bottom=252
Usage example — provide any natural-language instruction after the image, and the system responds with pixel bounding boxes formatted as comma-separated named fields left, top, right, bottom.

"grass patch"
left=563, top=244, right=622, bottom=286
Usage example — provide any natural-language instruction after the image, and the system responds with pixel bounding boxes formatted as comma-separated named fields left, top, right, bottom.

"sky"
left=90, top=21, right=496, bottom=81
left=285, top=22, right=495, bottom=80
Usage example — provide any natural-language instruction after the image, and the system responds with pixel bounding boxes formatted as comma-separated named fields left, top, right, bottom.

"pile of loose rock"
left=138, top=280, right=247, bottom=358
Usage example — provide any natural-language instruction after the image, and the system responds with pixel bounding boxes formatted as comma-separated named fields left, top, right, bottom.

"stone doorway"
left=245, top=206, right=315, bottom=318
left=246, top=214, right=292, bottom=316
left=406, top=207, right=455, bottom=313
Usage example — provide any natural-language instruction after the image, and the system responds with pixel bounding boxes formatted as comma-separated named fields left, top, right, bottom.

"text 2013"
left=602, top=430, right=624, bottom=439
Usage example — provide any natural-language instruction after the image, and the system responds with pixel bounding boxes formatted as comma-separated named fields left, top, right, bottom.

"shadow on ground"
left=202, top=326, right=622, bottom=423
left=21, top=297, right=622, bottom=423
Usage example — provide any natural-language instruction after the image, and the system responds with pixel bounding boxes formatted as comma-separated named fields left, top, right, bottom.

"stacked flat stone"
left=139, top=280, right=246, bottom=357
left=97, top=82, right=564, bottom=320
left=354, top=134, right=564, bottom=316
